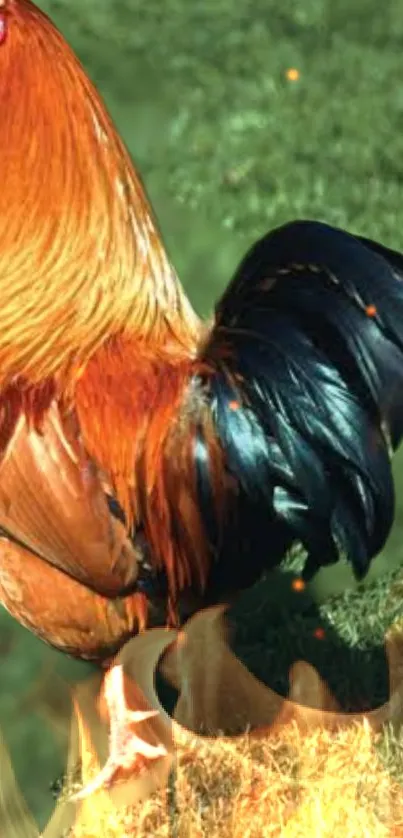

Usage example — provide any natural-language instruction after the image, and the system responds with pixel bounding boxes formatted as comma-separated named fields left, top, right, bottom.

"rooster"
left=1, top=0, right=403, bottom=792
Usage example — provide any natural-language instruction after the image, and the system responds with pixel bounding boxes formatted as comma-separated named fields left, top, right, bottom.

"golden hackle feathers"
left=0, top=0, right=222, bottom=621
left=0, top=0, right=200, bottom=397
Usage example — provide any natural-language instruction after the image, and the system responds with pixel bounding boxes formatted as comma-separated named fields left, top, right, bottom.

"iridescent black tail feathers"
left=197, top=220, right=403, bottom=589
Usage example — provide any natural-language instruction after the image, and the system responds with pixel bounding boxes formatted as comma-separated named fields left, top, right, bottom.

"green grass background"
left=2, top=0, right=403, bottom=830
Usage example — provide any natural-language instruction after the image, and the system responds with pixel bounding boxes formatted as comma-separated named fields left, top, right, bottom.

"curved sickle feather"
left=0, top=401, right=139, bottom=597
left=155, top=606, right=403, bottom=735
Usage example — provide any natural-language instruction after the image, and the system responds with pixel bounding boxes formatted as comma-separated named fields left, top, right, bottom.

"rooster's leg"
left=72, top=664, right=168, bottom=799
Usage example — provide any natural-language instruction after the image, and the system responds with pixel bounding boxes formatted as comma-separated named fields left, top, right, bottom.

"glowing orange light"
left=229, top=400, right=240, bottom=411
left=365, top=304, right=377, bottom=317
left=292, top=577, right=306, bottom=592
left=286, top=68, right=300, bottom=81
left=313, top=627, right=326, bottom=640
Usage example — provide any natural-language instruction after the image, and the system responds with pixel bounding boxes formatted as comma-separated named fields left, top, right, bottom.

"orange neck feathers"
left=0, top=1, right=216, bottom=606
left=0, top=0, right=200, bottom=395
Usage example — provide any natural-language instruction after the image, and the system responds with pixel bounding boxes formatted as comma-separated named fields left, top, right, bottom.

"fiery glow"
left=1, top=607, right=403, bottom=837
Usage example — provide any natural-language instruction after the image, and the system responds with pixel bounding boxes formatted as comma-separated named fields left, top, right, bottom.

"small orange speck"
left=313, top=627, right=325, bottom=640
left=229, top=400, right=240, bottom=411
left=365, top=304, right=377, bottom=317
left=177, top=630, right=188, bottom=648
left=286, top=68, right=300, bottom=81
left=292, top=578, right=306, bottom=592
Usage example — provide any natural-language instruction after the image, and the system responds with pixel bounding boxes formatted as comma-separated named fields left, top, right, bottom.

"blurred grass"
left=1, top=0, right=403, bottom=830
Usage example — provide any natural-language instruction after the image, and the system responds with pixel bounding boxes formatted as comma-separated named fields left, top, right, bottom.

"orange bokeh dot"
left=286, top=68, right=300, bottom=81
left=291, top=578, right=306, bottom=592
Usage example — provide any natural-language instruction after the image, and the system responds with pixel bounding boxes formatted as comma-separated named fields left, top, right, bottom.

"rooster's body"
left=0, top=0, right=402, bottom=666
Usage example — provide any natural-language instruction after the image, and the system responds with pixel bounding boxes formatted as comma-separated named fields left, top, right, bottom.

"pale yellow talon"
left=72, top=665, right=167, bottom=800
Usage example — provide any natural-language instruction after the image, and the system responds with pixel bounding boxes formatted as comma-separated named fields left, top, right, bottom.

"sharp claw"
left=72, top=664, right=167, bottom=800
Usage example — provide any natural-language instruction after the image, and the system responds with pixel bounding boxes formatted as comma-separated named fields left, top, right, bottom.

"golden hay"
left=68, top=720, right=403, bottom=838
